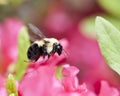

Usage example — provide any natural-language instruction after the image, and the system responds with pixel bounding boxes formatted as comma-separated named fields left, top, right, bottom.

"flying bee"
left=27, top=23, right=63, bottom=62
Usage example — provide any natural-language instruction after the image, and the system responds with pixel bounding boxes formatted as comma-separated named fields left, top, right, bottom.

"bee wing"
left=28, top=23, right=46, bottom=38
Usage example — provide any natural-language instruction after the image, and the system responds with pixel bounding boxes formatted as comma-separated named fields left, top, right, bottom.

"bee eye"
left=57, top=44, right=62, bottom=49
left=56, top=45, right=61, bottom=49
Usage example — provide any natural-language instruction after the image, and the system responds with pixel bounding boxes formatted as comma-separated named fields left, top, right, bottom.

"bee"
left=27, top=23, right=63, bottom=62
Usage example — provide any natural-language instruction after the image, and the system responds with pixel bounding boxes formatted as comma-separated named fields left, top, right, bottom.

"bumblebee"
left=27, top=24, right=63, bottom=62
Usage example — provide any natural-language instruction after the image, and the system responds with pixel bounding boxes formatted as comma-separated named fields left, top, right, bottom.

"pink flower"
left=0, top=17, right=23, bottom=74
left=61, top=65, right=88, bottom=95
left=62, top=65, right=84, bottom=92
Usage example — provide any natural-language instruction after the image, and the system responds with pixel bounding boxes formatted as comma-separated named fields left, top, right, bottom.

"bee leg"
left=48, top=54, right=50, bottom=59
left=42, top=45, right=47, bottom=59
left=51, top=43, right=57, bottom=54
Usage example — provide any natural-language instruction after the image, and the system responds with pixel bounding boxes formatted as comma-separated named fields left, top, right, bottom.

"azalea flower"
left=19, top=58, right=120, bottom=96
left=18, top=63, right=89, bottom=96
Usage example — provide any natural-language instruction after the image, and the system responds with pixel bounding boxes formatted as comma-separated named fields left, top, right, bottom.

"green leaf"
left=95, top=16, right=120, bottom=74
left=6, top=74, right=18, bottom=96
left=98, top=0, right=120, bottom=18
left=15, top=26, right=30, bottom=81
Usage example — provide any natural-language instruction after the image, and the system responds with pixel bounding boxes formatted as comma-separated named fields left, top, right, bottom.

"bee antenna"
left=63, top=49, right=69, bottom=58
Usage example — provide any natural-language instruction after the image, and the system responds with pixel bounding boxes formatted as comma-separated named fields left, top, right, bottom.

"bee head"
left=55, top=44, right=63, bottom=55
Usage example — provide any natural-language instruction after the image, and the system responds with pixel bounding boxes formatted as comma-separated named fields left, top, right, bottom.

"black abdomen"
left=27, top=43, right=41, bottom=61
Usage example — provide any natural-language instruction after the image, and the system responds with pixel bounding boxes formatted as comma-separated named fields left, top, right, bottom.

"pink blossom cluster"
left=0, top=18, right=120, bottom=96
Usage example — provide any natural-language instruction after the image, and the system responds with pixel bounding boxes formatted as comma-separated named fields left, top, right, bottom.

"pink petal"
left=62, top=65, right=79, bottom=77
left=62, top=65, right=88, bottom=94
left=19, top=65, right=63, bottom=96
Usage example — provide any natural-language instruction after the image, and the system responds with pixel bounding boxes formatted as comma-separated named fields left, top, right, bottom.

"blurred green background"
left=0, top=0, right=120, bottom=39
